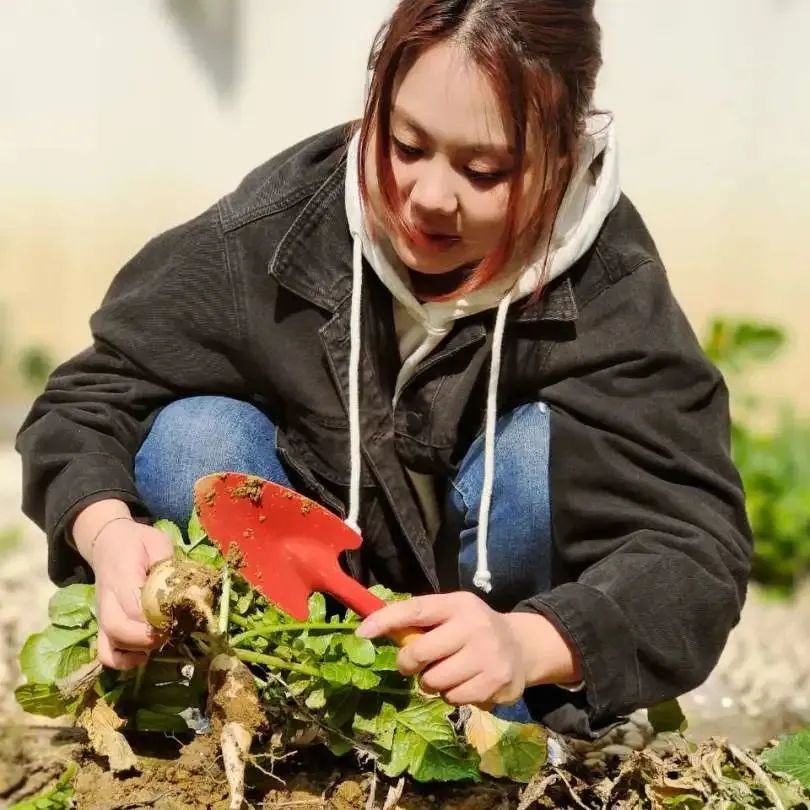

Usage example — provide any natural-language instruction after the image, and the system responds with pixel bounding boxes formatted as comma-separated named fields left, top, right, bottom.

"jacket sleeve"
left=15, top=205, right=250, bottom=586
left=516, top=260, right=753, bottom=735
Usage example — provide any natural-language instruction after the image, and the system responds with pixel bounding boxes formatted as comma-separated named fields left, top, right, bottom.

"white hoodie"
left=343, top=112, right=621, bottom=592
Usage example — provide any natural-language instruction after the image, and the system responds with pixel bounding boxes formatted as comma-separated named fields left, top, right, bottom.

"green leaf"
left=353, top=698, right=398, bottom=750
left=14, top=683, right=78, bottom=718
left=135, top=705, right=191, bottom=733
left=464, top=708, right=546, bottom=783
left=307, top=592, right=327, bottom=623
left=648, top=698, right=688, bottom=734
left=305, top=688, right=327, bottom=710
left=135, top=660, right=207, bottom=711
left=762, top=726, right=810, bottom=789
left=286, top=675, right=312, bottom=697
left=661, top=794, right=704, bottom=809
left=368, top=584, right=410, bottom=602
left=19, top=626, right=97, bottom=684
left=321, top=661, right=353, bottom=686
left=153, top=519, right=184, bottom=548
left=341, top=634, right=376, bottom=667
left=8, top=762, right=77, bottom=810
left=372, top=646, right=400, bottom=671
left=54, top=644, right=94, bottom=680
left=703, top=318, right=785, bottom=371
left=325, top=731, right=354, bottom=757
left=383, top=698, right=480, bottom=782
left=324, top=688, right=361, bottom=730
left=186, top=542, right=225, bottom=567
left=350, top=666, right=381, bottom=690
left=47, top=584, right=95, bottom=628
left=234, top=590, right=254, bottom=616
left=303, top=633, right=333, bottom=657
left=187, top=509, right=206, bottom=547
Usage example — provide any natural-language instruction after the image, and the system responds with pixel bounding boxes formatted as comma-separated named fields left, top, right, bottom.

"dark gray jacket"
left=16, top=124, right=752, bottom=737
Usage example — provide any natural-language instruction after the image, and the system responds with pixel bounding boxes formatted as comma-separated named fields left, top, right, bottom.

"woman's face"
left=366, top=42, right=518, bottom=276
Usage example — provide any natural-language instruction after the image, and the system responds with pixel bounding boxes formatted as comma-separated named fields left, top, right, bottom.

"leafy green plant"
left=8, top=762, right=78, bottom=810
left=18, top=345, right=55, bottom=391
left=0, top=523, right=23, bottom=556
left=704, top=317, right=810, bottom=594
left=762, top=725, right=810, bottom=789
left=15, top=512, right=546, bottom=801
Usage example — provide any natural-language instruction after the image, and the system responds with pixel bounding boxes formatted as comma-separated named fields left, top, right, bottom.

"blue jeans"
left=134, top=396, right=553, bottom=722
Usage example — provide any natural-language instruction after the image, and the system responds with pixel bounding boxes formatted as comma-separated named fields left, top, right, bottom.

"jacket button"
left=406, top=411, right=423, bottom=433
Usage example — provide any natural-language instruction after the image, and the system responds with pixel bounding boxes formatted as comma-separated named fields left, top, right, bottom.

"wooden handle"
left=387, top=626, right=423, bottom=647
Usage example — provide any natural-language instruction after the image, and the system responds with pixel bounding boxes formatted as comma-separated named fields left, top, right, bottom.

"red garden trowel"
left=193, top=472, right=421, bottom=647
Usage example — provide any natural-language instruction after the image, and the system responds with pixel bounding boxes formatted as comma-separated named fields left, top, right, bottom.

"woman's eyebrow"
left=392, top=105, right=514, bottom=157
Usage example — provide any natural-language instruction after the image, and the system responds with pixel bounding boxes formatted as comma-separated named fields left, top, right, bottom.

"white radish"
left=207, top=653, right=266, bottom=810
left=141, top=558, right=219, bottom=635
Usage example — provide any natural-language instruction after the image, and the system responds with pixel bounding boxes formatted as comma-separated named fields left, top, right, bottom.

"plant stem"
left=132, top=662, right=147, bottom=702
left=235, top=649, right=319, bottom=676
left=234, top=651, right=412, bottom=697
left=219, top=568, right=232, bottom=635
left=230, top=622, right=359, bottom=648
left=228, top=612, right=250, bottom=629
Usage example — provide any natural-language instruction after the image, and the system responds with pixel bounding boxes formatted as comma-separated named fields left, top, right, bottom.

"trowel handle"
left=332, top=573, right=424, bottom=648
left=387, top=626, right=424, bottom=647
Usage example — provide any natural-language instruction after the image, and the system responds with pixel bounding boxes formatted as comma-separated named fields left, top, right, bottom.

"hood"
left=344, top=112, right=620, bottom=331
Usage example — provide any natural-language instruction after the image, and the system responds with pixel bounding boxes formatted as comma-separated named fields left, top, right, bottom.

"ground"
left=1, top=443, right=809, bottom=807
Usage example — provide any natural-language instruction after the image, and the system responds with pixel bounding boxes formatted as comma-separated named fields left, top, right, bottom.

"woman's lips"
left=409, top=226, right=461, bottom=253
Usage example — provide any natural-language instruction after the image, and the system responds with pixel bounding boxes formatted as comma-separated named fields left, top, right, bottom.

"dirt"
left=207, top=655, right=266, bottom=736
left=156, top=559, right=220, bottom=636
left=0, top=723, right=527, bottom=810
left=226, top=542, right=246, bottom=570
left=228, top=478, right=265, bottom=506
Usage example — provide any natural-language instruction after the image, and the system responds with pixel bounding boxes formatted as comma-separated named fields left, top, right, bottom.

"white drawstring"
left=350, top=228, right=514, bottom=595
left=472, top=288, right=515, bottom=593
left=345, top=235, right=364, bottom=535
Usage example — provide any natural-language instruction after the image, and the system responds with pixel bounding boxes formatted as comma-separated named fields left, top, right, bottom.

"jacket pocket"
left=280, top=411, right=377, bottom=489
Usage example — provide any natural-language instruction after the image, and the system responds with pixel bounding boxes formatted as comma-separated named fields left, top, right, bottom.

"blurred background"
left=1, top=0, right=809, bottom=746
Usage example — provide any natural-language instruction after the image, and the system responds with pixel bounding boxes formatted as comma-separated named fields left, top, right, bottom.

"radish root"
left=207, top=653, right=266, bottom=809
left=141, top=558, right=220, bottom=636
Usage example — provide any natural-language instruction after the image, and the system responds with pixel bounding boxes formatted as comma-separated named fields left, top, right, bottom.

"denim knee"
left=445, top=401, right=553, bottom=610
left=134, top=396, right=292, bottom=526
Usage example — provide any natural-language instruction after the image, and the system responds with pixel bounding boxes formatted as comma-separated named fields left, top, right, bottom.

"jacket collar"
left=268, top=159, right=578, bottom=324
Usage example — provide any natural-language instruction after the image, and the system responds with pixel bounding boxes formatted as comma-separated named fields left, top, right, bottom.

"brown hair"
left=357, top=0, right=602, bottom=300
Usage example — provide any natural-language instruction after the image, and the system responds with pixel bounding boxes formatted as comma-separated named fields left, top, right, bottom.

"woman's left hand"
left=356, top=591, right=581, bottom=706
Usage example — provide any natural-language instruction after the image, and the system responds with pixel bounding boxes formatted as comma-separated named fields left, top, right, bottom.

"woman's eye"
left=465, top=167, right=510, bottom=184
left=392, top=138, right=423, bottom=159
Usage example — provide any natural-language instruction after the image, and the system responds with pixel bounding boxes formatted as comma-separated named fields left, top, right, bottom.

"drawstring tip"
left=472, top=570, right=492, bottom=594
left=343, top=517, right=361, bottom=537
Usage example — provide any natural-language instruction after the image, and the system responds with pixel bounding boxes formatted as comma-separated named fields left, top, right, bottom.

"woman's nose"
left=409, top=164, right=458, bottom=219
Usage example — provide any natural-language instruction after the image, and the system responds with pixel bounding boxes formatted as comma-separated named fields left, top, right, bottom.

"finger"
left=442, top=673, right=500, bottom=707
left=117, top=578, right=150, bottom=624
left=418, top=651, right=482, bottom=693
left=143, top=528, right=175, bottom=568
left=357, top=593, right=472, bottom=639
left=97, top=629, right=149, bottom=671
left=445, top=672, right=524, bottom=707
left=396, top=621, right=467, bottom=676
left=100, top=597, right=164, bottom=650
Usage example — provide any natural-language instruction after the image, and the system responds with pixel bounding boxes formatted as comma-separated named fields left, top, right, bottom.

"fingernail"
left=356, top=619, right=379, bottom=638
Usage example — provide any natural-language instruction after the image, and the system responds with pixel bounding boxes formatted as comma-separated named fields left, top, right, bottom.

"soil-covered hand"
left=72, top=501, right=174, bottom=669
left=356, top=591, right=581, bottom=706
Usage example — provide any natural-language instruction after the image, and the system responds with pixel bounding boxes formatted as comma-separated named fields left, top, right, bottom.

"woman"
left=16, top=0, right=752, bottom=737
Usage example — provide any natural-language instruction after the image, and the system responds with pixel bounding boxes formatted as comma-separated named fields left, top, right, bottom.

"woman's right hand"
left=72, top=499, right=175, bottom=669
